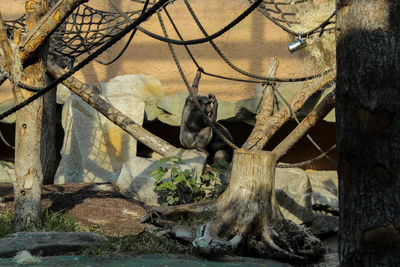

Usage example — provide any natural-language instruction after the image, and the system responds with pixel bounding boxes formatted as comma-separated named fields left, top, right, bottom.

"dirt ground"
left=0, top=182, right=149, bottom=236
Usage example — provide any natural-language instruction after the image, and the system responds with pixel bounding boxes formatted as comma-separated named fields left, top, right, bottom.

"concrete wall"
left=0, top=0, right=315, bottom=103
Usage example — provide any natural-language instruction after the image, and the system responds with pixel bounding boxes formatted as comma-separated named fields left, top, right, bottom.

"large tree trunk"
left=12, top=0, right=49, bottom=230
left=336, top=0, right=400, bottom=265
left=144, top=150, right=325, bottom=263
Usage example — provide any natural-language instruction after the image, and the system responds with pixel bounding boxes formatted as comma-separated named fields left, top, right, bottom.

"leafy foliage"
left=151, top=156, right=229, bottom=205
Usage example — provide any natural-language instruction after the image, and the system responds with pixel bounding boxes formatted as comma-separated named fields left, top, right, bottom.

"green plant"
left=151, top=156, right=231, bottom=205
left=33, top=209, right=92, bottom=232
left=0, top=209, right=93, bottom=238
left=0, top=209, right=15, bottom=238
left=151, top=156, right=203, bottom=205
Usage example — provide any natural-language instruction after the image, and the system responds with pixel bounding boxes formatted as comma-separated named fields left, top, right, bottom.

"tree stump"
left=144, top=149, right=325, bottom=263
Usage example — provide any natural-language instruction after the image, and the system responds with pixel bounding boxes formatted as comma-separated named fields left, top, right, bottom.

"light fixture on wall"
left=288, top=34, right=307, bottom=53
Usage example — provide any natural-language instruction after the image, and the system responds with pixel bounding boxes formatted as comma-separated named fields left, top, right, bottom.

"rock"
left=100, top=74, right=164, bottom=98
left=0, top=99, right=15, bottom=124
left=0, top=161, right=14, bottom=183
left=233, top=98, right=261, bottom=125
left=216, top=100, right=237, bottom=121
left=55, top=75, right=162, bottom=184
left=13, top=250, right=41, bottom=265
left=0, top=232, right=106, bottom=257
left=311, top=212, right=339, bottom=235
left=153, top=91, right=258, bottom=126
left=307, top=170, right=338, bottom=212
left=275, top=168, right=313, bottom=224
left=144, top=95, right=165, bottom=121
left=156, top=91, right=187, bottom=126
left=116, top=149, right=207, bottom=205
left=56, top=83, right=72, bottom=105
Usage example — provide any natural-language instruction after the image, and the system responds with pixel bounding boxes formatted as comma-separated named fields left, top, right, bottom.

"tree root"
left=144, top=207, right=325, bottom=264
left=142, top=150, right=326, bottom=264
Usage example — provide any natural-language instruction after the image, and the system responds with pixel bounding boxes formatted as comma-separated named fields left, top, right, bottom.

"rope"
left=133, top=0, right=264, bottom=46
left=249, top=0, right=336, bottom=38
left=85, top=0, right=150, bottom=65
left=0, top=0, right=171, bottom=121
left=0, top=129, right=14, bottom=149
left=276, top=144, right=336, bottom=168
left=159, top=3, right=335, bottom=159
left=183, top=0, right=333, bottom=83
left=0, top=69, right=42, bottom=92
left=271, top=82, right=337, bottom=166
left=156, top=9, right=190, bottom=89
left=156, top=9, right=239, bottom=150
left=109, top=0, right=239, bottom=150
left=163, top=7, right=329, bottom=85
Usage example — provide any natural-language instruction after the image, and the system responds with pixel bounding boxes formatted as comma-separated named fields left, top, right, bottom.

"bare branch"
left=243, top=76, right=335, bottom=150
left=242, top=57, right=278, bottom=149
left=273, top=89, right=335, bottom=161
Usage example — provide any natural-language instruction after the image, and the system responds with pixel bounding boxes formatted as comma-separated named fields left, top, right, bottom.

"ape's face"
left=197, top=95, right=213, bottom=115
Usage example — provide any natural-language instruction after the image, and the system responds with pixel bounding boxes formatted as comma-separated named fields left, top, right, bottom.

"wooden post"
left=12, top=0, right=49, bottom=230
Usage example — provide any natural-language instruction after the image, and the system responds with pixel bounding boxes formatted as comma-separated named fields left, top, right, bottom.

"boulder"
left=0, top=99, right=15, bottom=124
left=306, top=170, right=338, bottom=212
left=0, top=161, right=14, bottom=183
left=100, top=74, right=164, bottom=98
left=116, top=149, right=207, bottom=206
left=56, top=83, right=73, bottom=105
left=152, top=91, right=257, bottom=126
left=311, top=212, right=339, bottom=235
left=55, top=74, right=163, bottom=184
left=157, top=91, right=187, bottom=126
left=0, top=232, right=106, bottom=257
left=275, top=167, right=313, bottom=224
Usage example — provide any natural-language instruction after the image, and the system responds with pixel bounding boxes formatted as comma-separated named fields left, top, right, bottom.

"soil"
left=0, top=182, right=149, bottom=236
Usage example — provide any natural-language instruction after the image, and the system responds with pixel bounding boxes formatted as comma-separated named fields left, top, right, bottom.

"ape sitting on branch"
left=179, top=70, right=233, bottom=164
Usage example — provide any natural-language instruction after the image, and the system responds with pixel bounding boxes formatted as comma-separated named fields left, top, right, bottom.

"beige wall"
left=0, top=0, right=315, bottom=103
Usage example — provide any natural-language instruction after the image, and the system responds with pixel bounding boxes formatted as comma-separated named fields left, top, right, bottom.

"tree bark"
left=273, top=89, right=335, bottom=161
left=242, top=58, right=278, bottom=148
left=336, top=0, right=400, bottom=265
left=255, top=57, right=278, bottom=118
left=242, top=76, right=334, bottom=150
left=47, top=62, right=179, bottom=156
left=12, top=0, right=49, bottom=230
left=20, top=0, right=87, bottom=62
left=144, top=150, right=325, bottom=263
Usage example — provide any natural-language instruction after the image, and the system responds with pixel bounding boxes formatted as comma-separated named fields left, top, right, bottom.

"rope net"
left=4, top=3, right=144, bottom=60
left=4, top=0, right=334, bottom=61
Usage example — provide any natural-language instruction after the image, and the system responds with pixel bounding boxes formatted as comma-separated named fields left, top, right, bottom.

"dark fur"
left=179, top=71, right=233, bottom=164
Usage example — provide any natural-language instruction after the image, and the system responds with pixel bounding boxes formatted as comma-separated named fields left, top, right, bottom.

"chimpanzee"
left=179, top=70, right=233, bottom=164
